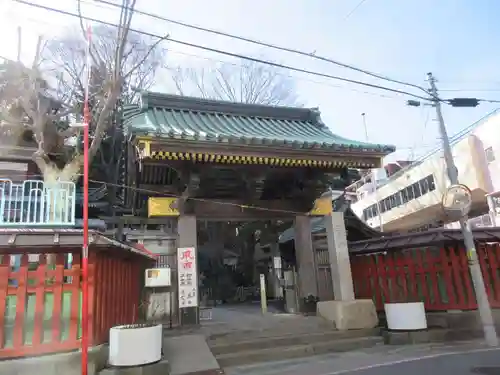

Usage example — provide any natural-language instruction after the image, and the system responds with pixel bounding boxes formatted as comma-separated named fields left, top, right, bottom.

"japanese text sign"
left=177, top=247, right=198, bottom=308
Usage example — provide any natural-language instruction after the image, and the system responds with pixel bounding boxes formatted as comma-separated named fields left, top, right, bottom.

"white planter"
left=109, top=323, right=163, bottom=367
left=384, top=302, right=427, bottom=330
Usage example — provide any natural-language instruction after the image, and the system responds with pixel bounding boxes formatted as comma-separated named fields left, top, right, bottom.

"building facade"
left=348, top=109, right=500, bottom=232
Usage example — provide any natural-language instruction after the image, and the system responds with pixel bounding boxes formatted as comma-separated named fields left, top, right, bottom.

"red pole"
left=81, top=26, right=92, bottom=375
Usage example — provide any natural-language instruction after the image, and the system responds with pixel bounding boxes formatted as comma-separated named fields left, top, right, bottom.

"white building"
left=349, top=109, right=500, bottom=232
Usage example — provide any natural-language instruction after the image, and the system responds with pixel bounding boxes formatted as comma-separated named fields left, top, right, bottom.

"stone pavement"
left=163, top=334, right=221, bottom=375
left=164, top=303, right=333, bottom=339
left=224, top=340, right=499, bottom=375
left=200, top=303, right=332, bottom=337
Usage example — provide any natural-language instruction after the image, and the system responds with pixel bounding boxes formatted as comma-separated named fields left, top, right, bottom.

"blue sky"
left=1, top=0, right=499, bottom=162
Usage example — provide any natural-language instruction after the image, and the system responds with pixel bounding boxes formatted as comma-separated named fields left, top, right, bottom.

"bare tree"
left=171, top=58, right=300, bottom=106
left=0, top=0, right=167, bottom=185
left=41, top=24, right=166, bottom=105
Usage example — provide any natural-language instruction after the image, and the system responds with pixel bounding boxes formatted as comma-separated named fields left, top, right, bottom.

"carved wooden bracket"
left=177, top=170, right=201, bottom=214
left=243, top=171, right=266, bottom=201
left=292, top=170, right=327, bottom=212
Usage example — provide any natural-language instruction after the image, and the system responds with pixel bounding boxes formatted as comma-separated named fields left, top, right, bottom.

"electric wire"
left=343, top=0, right=369, bottom=21
left=0, top=171, right=330, bottom=215
left=90, top=0, right=432, bottom=97
left=9, top=13, right=405, bottom=102
left=12, top=0, right=433, bottom=102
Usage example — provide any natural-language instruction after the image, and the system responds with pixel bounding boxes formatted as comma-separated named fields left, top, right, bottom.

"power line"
left=343, top=0, right=369, bottom=21
left=477, top=99, right=500, bottom=104
left=89, top=0, right=431, bottom=96
left=441, top=88, right=500, bottom=92
left=12, top=0, right=434, bottom=102
left=11, top=13, right=405, bottom=102
left=0, top=171, right=332, bottom=215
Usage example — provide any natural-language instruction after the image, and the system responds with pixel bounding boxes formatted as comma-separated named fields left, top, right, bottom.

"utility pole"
left=17, top=26, right=22, bottom=62
left=428, top=72, right=498, bottom=347
left=361, top=112, right=368, bottom=141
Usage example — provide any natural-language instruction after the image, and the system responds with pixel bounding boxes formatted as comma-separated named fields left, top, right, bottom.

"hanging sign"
left=148, top=197, right=180, bottom=217
left=309, top=197, right=332, bottom=216
left=177, top=247, right=198, bottom=308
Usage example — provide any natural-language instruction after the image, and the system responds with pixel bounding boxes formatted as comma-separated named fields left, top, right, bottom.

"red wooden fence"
left=351, top=243, right=500, bottom=311
left=0, top=247, right=149, bottom=359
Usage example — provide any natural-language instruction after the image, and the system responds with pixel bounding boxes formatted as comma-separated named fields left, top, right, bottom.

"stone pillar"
left=317, top=211, right=378, bottom=330
left=487, top=195, right=497, bottom=227
left=270, top=242, right=283, bottom=299
left=177, top=215, right=199, bottom=326
left=294, top=216, right=318, bottom=300
left=324, top=212, right=354, bottom=301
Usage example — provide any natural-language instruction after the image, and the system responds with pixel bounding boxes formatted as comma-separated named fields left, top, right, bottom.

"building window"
left=485, top=147, right=495, bottom=163
left=406, top=185, right=414, bottom=200
left=362, top=174, right=436, bottom=220
left=412, top=182, right=422, bottom=198
left=380, top=200, right=387, bottom=213
left=420, top=178, right=429, bottom=194
left=401, top=189, right=408, bottom=203
left=394, top=192, right=402, bottom=206
left=426, top=174, right=435, bottom=191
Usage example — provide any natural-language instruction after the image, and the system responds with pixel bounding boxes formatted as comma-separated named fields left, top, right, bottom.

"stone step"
left=214, top=336, right=383, bottom=368
left=209, top=328, right=381, bottom=355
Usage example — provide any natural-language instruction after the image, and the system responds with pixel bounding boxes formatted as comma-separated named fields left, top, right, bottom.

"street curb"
left=215, top=336, right=383, bottom=368
left=382, top=328, right=483, bottom=345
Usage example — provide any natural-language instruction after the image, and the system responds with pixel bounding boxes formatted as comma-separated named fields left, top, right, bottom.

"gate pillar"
left=177, top=215, right=199, bottom=326
left=294, top=215, right=318, bottom=305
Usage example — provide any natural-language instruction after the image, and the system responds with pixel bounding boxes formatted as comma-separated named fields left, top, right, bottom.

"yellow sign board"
left=309, top=197, right=332, bottom=216
left=148, top=197, right=180, bottom=217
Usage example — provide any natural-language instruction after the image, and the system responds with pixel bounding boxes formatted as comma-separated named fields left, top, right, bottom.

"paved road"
left=225, top=341, right=500, bottom=375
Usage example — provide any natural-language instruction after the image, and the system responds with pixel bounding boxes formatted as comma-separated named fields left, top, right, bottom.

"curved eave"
left=123, top=105, right=395, bottom=156
left=131, top=130, right=394, bottom=156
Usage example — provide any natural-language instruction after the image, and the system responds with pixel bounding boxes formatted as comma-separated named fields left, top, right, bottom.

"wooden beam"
left=145, top=138, right=387, bottom=161
left=137, top=184, right=179, bottom=195
left=190, top=199, right=305, bottom=220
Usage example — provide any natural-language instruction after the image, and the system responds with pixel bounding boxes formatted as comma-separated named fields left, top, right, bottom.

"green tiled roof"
left=123, top=92, right=395, bottom=153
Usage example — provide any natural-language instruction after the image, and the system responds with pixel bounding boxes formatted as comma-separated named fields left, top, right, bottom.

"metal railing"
left=0, top=179, right=76, bottom=226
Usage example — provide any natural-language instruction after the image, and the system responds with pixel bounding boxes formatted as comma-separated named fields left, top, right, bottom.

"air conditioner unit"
left=145, top=268, right=171, bottom=287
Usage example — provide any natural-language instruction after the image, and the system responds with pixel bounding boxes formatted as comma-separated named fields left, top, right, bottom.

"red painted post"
left=415, top=250, right=431, bottom=307
left=81, top=25, right=92, bottom=375
left=405, top=251, right=418, bottom=302
left=69, top=253, right=82, bottom=342
left=424, top=249, right=441, bottom=309
left=51, top=254, right=65, bottom=344
left=440, top=247, right=457, bottom=308
left=368, top=255, right=383, bottom=310
left=487, top=244, right=500, bottom=307
left=13, top=254, right=29, bottom=349
left=477, top=244, right=492, bottom=301
left=0, top=255, right=10, bottom=349
left=32, top=254, right=48, bottom=345
left=458, top=246, right=476, bottom=309
left=384, top=254, right=398, bottom=302
left=376, top=254, right=390, bottom=305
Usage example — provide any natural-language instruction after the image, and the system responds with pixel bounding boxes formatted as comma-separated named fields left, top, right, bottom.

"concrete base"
left=317, top=299, right=378, bottom=330
left=0, top=344, right=108, bottom=375
left=99, top=360, right=170, bottom=375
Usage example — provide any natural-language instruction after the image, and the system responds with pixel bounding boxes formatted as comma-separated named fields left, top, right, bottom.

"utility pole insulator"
left=407, top=100, right=421, bottom=107
left=448, top=98, right=480, bottom=108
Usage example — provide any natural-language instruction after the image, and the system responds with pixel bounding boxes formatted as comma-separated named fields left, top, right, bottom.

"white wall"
left=472, top=113, right=500, bottom=192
